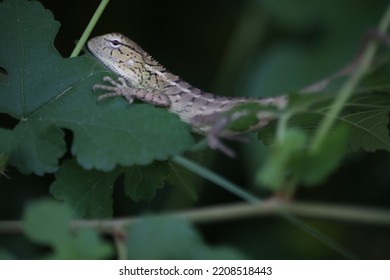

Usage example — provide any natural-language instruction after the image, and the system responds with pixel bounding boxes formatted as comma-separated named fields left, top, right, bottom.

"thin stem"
left=69, top=0, right=110, bottom=58
left=113, top=233, right=127, bottom=260
left=1, top=201, right=389, bottom=234
left=172, top=155, right=355, bottom=259
left=172, top=155, right=261, bottom=203
left=310, top=3, right=390, bottom=151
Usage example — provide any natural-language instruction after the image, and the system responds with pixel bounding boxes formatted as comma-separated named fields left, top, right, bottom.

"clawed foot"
left=207, top=133, right=237, bottom=158
left=93, top=76, right=134, bottom=103
left=207, top=124, right=249, bottom=158
left=192, top=114, right=249, bottom=158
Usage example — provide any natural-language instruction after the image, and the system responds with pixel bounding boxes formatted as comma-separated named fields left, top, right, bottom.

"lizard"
left=87, top=33, right=289, bottom=157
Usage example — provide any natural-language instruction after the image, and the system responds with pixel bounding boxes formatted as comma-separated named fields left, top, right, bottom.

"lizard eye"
left=109, top=40, right=121, bottom=48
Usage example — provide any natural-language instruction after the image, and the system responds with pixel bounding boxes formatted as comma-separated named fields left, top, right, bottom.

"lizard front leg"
left=93, top=76, right=171, bottom=107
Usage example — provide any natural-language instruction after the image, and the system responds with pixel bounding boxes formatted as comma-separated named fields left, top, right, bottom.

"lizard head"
left=88, top=33, right=167, bottom=90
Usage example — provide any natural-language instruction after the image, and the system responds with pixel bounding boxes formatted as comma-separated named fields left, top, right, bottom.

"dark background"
left=1, top=0, right=390, bottom=259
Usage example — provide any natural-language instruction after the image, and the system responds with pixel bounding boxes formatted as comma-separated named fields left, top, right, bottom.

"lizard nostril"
left=125, top=59, right=135, bottom=66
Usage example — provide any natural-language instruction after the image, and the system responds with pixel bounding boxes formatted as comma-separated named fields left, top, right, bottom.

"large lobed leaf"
left=50, top=160, right=172, bottom=218
left=0, top=0, right=194, bottom=175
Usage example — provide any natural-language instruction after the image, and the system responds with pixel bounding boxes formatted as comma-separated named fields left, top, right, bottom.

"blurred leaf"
left=257, top=128, right=307, bottom=189
left=126, top=217, right=245, bottom=260
left=0, top=0, right=194, bottom=175
left=126, top=217, right=199, bottom=260
left=241, top=0, right=387, bottom=185
left=23, top=200, right=72, bottom=244
left=23, top=199, right=113, bottom=259
left=359, top=55, right=390, bottom=92
left=261, top=0, right=371, bottom=27
left=246, top=0, right=385, bottom=96
left=257, top=125, right=349, bottom=189
left=53, top=229, right=113, bottom=260
left=294, top=125, right=350, bottom=186
left=0, top=249, right=15, bottom=260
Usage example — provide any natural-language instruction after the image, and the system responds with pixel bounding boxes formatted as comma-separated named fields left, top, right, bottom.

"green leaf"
left=11, top=121, right=65, bottom=175
left=166, top=161, right=199, bottom=201
left=259, top=93, right=390, bottom=152
left=257, top=125, right=349, bottom=189
left=54, top=99, right=194, bottom=171
left=126, top=217, right=245, bottom=260
left=50, top=160, right=119, bottom=218
left=124, top=161, right=170, bottom=201
left=23, top=199, right=72, bottom=244
left=0, top=128, right=15, bottom=176
left=0, top=0, right=194, bottom=175
left=298, top=125, right=349, bottom=185
left=127, top=217, right=200, bottom=260
left=0, top=0, right=62, bottom=116
left=50, top=160, right=174, bottom=218
left=0, top=128, right=15, bottom=154
left=51, top=159, right=176, bottom=217
left=23, top=199, right=113, bottom=259
left=249, top=0, right=384, bottom=97
left=257, top=128, right=307, bottom=189
left=0, top=249, right=15, bottom=260
left=340, top=94, right=390, bottom=152
left=53, top=229, right=113, bottom=260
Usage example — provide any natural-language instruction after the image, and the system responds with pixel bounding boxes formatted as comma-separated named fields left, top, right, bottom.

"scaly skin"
left=87, top=33, right=288, bottom=155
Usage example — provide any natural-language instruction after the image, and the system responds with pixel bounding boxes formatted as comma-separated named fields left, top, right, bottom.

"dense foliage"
left=0, top=0, right=390, bottom=259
